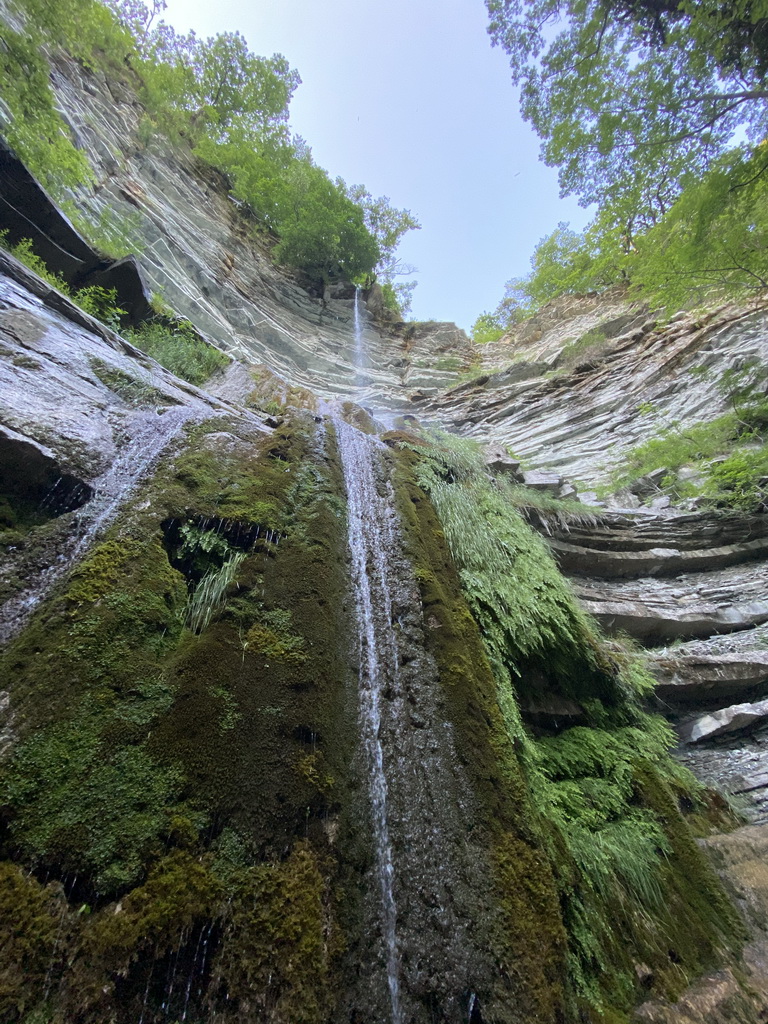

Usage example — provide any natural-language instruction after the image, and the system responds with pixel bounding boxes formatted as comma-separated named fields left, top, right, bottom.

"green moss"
left=89, top=358, right=170, bottom=407
left=391, top=442, right=570, bottom=1020
left=246, top=608, right=308, bottom=664
left=83, top=850, right=221, bottom=974
left=391, top=429, right=745, bottom=1020
left=2, top=720, right=185, bottom=893
left=0, top=413, right=356, bottom=1021
left=0, top=863, right=70, bottom=1020
left=213, top=842, right=332, bottom=1024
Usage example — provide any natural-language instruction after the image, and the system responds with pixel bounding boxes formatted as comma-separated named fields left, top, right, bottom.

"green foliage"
left=185, top=550, right=246, bottom=633
left=471, top=310, right=505, bottom=344
left=125, top=319, right=230, bottom=385
left=557, top=327, right=611, bottom=370
left=486, top=0, right=768, bottom=224
left=612, top=375, right=768, bottom=509
left=411, top=430, right=602, bottom=676
left=398, top=425, right=741, bottom=1015
left=341, top=181, right=420, bottom=295
left=4, top=0, right=405, bottom=288
left=74, top=286, right=127, bottom=328
left=485, top=0, right=768, bottom=315
left=89, top=357, right=167, bottom=406
left=1, top=235, right=69, bottom=292
left=631, top=147, right=768, bottom=309
left=0, top=236, right=129, bottom=331
left=707, top=445, right=768, bottom=509
left=270, top=163, right=381, bottom=284
left=61, top=201, right=146, bottom=259
left=0, top=23, right=94, bottom=195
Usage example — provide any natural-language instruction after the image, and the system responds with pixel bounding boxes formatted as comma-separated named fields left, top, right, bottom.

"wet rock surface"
left=0, top=259, right=269, bottom=642
left=572, top=560, right=768, bottom=642
left=549, top=509, right=768, bottom=578
left=38, top=53, right=474, bottom=407
left=633, top=824, right=768, bottom=1022
left=427, top=298, right=768, bottom=487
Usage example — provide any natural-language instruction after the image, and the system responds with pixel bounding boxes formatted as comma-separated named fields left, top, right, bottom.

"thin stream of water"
left=334, top=414, right=403, bottom=1024
left=0, top=406, right=201, bottom=644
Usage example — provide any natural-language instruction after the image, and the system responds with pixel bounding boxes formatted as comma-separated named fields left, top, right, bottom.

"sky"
left=162, top=0, right=591, bottom=330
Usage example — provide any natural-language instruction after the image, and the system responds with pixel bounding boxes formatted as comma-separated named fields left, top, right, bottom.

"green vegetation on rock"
left=0, top=414, right=357, bottom=1023
left=612, top=362, right=768, bottom=510
left=393, top=426, right=745, bottom=1019
left=480, top=0, right=768, bottom=323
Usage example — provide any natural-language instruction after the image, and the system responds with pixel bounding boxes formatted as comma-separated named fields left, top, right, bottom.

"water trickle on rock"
left=0, top=405, right=202, bottom=643
left=335, top=414, right=403, bottom=1024
left=353, top=285, right=365, bottom=389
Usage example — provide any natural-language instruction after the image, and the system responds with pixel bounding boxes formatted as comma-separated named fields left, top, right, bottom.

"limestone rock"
left=652, top=652, right=768, bottom=708
left=521, top=469, right=562, bottom=493
left=484, top=443, right=522, bottom=480
left=631, top=468, right=669, bottom=497
left=577, top=491, right=605, bottom=507
left=679, top=699, right=768, bottom=744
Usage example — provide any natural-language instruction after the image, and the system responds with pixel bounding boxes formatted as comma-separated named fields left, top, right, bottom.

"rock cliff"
left=2, top=21, right=768, bottom=1024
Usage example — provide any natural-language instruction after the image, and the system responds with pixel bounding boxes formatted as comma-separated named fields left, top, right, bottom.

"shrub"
left=125, top=320, right=230, bottom=386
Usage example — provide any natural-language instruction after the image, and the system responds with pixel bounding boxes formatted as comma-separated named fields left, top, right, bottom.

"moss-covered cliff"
left=0, top=5, right=762, bottom=1018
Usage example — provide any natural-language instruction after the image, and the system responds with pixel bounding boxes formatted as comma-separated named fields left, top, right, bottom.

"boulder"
left=521, top=469, right=562, bottom=493
left=485, top=443, right=522, bottom=480
left=679, top=699, right=768, bottom=744
left=630, top=467, right=669, bottom=497
left=558, top=483, right=578, bottom=500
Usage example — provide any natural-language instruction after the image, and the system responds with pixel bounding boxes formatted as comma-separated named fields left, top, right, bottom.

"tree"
left=486, top=0, right=768, bottom=225
left=341, top=183, right=420, bottom=308
left=107, top=1, right=300, bottom=148
left=272, top=164, right=380, bottom=286
left=631, top=144, right=768, bottom=308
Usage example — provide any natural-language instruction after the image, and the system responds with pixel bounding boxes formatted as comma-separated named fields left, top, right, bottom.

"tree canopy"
left=477, top=0, right=768, bottom=324
left=1, top=0, right=420, bottom=295
left=486, top=0, right=768, bottom=229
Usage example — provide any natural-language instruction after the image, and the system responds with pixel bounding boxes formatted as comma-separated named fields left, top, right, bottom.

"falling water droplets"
left=335, top=414, right=403, bottom=1024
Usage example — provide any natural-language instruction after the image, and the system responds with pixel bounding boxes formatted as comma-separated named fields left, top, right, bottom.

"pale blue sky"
left=163, top=0, right=590, bottom=329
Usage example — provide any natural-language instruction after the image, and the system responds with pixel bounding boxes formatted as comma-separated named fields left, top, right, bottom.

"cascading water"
left=335, top=415, right=404, bottom=1024
left=353, top=285, right=365, bottom=388
left=0, top=405, right=202, bottom=643
left=333, top=296, right=498, bottom=1022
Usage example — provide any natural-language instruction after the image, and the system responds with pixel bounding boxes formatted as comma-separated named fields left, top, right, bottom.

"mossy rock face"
left=0, top=412, right=747, bottom=1024
left=390, top=436, right=746, bottom=1021
left=0, top=413, right=355, bottom=1023
left=391, top=447, right=570, bottom=1023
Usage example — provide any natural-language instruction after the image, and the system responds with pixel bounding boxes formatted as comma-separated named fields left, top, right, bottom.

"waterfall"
left=353, top=286, right=364, bottom=369
left=0, top=406, right=201, bottom=644
left=335, top=414, right=403, bottom=1024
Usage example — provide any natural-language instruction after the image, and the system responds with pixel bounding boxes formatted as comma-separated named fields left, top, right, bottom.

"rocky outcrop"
left=572, top=561, right=768, bottom=642
left=652, top=652, right=768, bottom=708
left=0, top=251, right=268, bottom=642
left=633, top=824, right=768, bottom=1023
left=427, top=298, right=768, bottom=486
left=16, top=51, right=473, bottom=406
left=679, top=700, right=768, bottom=744
left=549, top=509, right=768, bottom=578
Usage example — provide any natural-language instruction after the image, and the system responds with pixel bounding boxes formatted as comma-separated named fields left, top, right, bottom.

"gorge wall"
left=2, top=21, right=768, bottom=1024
